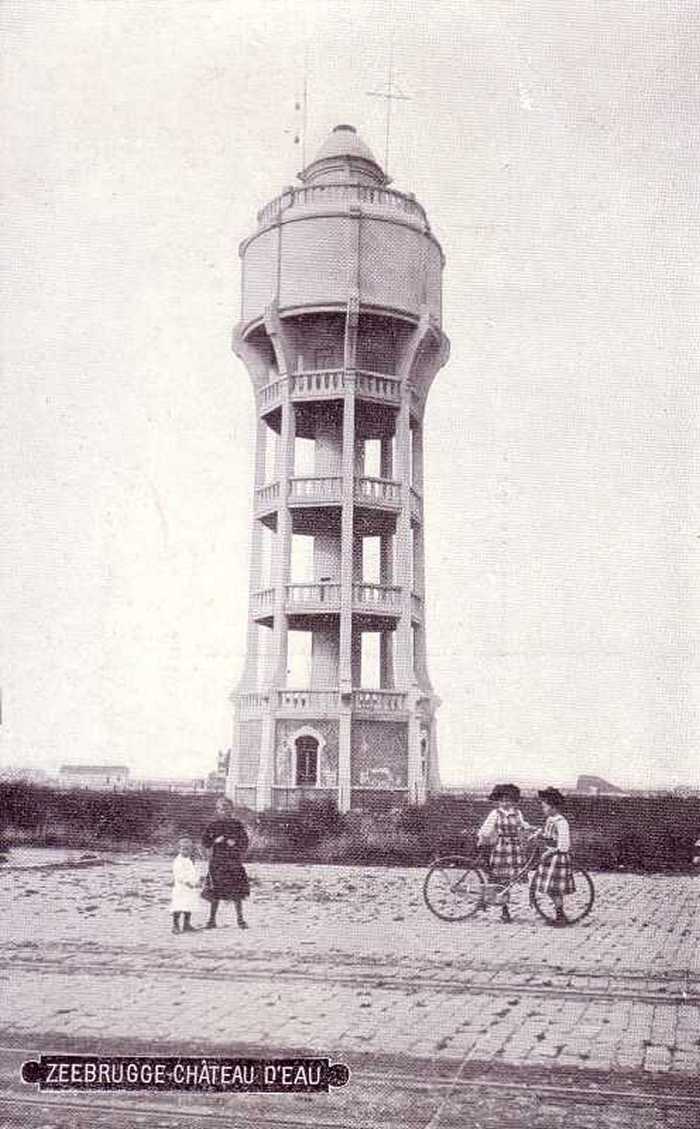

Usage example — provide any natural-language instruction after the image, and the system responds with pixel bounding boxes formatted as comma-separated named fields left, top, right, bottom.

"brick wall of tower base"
left=351, top=721, right=408, bottom=788
left=232, top=713, right=436, bottom=810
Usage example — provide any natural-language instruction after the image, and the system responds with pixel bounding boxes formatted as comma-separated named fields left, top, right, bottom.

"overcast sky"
left=1, top=0, right=698, bottom=788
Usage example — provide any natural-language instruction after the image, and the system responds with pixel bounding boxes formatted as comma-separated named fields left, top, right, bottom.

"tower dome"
left=300, top=123, right=388, bottom=186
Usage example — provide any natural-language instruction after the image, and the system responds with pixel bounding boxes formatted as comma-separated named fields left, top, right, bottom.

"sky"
left=1, top=0, right=698, bottom=788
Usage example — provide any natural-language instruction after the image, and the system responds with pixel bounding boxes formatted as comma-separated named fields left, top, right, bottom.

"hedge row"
left=1, top=782, right=698, bottom=872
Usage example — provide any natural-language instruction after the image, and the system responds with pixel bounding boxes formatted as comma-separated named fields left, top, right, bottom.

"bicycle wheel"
left=423, top=856, right=486, bottom=921
left=529, top=865, right=595, bottom=925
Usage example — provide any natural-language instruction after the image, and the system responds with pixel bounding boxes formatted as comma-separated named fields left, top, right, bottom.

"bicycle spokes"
left=423, top=857, right=486, bottom=921
left=529, top=866, right=595, bottom=924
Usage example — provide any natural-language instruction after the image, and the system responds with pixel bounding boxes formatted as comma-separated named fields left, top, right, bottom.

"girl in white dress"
left=171, top=836, right=200, bottom=934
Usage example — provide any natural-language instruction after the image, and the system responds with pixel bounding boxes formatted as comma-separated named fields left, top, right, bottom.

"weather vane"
left=366, top=35, right=411, bottom=175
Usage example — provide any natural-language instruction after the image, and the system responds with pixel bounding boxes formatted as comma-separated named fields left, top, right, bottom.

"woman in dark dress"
left=201, top=796, right=250, bottom=929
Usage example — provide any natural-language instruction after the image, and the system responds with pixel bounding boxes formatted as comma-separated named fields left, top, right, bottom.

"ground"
left=0, top=849, right=698, bottom=1127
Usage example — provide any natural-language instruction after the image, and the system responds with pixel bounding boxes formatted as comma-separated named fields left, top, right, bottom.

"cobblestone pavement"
left=1, top=853, right=698, bottom=1126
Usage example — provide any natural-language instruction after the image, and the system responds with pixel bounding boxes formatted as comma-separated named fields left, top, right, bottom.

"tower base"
left=229, top=692, right=438, bottom=813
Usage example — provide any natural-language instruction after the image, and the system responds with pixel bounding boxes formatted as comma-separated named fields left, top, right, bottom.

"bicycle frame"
left=483, top=843, right=542, bottom=900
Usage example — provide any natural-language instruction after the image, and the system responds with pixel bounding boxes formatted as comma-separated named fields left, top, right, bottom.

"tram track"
left=3, top=953, right=697, bottom=1007
left=5, top=938, right=695, bottom=985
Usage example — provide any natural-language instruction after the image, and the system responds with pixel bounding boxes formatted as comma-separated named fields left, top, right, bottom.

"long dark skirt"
left=201, top=850, right=250, bottom=902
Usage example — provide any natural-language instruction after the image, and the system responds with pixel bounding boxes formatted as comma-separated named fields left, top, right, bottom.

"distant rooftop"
left=59, top=765, right=129, bottom=775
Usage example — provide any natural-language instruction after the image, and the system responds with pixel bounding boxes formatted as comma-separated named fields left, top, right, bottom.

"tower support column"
left=407, top=688, right=422, bottom=804
left=240, top=414, right=269, bottom=693
left=256, top=380, right=295, bottom=812
left=395, top=383, right=414, bottom=689
left=338, top=369, right=356, bottom=811
left=412, top=421, right=430, bottom=689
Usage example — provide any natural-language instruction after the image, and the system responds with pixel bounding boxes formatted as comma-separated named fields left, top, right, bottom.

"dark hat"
left=489, top=783, right=521, bottom=803
left=538, top=787, right=565, bottom=808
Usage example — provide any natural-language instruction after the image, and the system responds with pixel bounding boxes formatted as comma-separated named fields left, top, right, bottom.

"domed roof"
left=312, top=124, right=380, bottom=166
left=300, top=124, right=388, bottom=185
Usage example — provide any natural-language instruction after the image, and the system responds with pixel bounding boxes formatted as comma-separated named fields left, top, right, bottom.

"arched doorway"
left=295, top=734, right=319, bottom=786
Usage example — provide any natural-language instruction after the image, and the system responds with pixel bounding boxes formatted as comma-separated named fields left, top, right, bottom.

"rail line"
left=5, top=938, right=695, bottom=984
left=3, top=954, right=697, bottom=1007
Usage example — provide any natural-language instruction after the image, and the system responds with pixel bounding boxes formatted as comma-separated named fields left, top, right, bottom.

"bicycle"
left=423, top=841, right=595, bottom=926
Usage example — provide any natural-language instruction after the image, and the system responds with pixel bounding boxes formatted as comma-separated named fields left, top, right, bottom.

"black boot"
left=181, top=913, right=195, bottom=933
left=548, top=907, right=567, bottom=927
left=500, top=904, right=512, bottom=924
left=206, top=898, right=219, bottom=929
left=172, top=913, right=181, bottom=934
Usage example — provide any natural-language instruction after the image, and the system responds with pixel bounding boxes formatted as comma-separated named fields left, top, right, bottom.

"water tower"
left=229, top=124, right=449, bottom=813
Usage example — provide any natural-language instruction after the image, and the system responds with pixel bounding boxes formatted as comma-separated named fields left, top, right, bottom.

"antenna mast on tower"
left=301, top=43, right=309, bottom=168
left=366, top=31, right=410, bottom=175
left=289, top=43, right=309, bottom=165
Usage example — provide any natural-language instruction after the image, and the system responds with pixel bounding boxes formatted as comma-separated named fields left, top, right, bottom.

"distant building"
left=127, top=777, right=207, bottom=794
left=0, top=765, right=50, bottom=785
left=575, top=774, right=626, bottom=796
left=58, top=765, right=130, bottom=790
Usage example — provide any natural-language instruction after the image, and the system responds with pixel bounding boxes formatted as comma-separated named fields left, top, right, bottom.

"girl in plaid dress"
left=477, top=784, right=534, bottom=923
left=533, top=788, right=575, bottom=927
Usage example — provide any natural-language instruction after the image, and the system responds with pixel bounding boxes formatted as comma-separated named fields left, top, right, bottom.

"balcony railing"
left=291, top=370, right=344, bottom=399
left=238, top=687, right=410, bottom=718
left=352, top=689, right=408, bottom=713
left=355, top=370, right=401, bottom=404
left=257, top=378, right=285, bottom=410
left=277, top=688, right=337, bottom=713
left=289, top=476, right=342, bottom=505
left=353, top=583, right=402, bottom=613
left=354, top=476, right=400, bottom=509
left=255, top=477, right=419, bottom=517
left=256, top=369, right=409, bottom=415
left=238, top=692, right=267, bottom=718
left=251, top=588, right=275, bottom=617
left=255, top=481, right=280, bottom=512
left=286, top=582, right=341, bottom=610
left=256, top=584, right=419, bottom=621
left=257, top=182, right=428, bottom=229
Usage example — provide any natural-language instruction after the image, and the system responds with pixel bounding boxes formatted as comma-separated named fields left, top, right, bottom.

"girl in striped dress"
left=477, top=784, right=534, bottom=924
left=533, top=788, right=575, bottom=927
